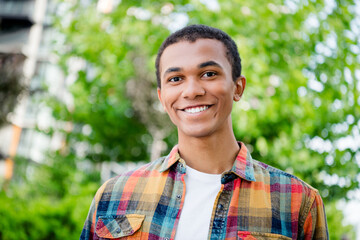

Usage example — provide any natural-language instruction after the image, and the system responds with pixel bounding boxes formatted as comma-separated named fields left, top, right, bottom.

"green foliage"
left=1, top=0, right=358, bottom=238
left=0, top=193, right=87, bottom=240
left=0, top=155, right=98, bottom=239
left=226, top=0, right=360, bottom=203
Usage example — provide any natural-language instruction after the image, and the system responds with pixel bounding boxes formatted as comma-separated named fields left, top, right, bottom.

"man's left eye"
left=203, top=72, right=217, bottom=78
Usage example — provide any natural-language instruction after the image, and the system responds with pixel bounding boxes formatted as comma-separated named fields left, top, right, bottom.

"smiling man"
left=80, top=25, right=329, bottom=240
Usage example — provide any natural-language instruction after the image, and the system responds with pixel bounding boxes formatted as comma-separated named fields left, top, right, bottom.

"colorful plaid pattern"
left=80, top=142, right=328, bottom=240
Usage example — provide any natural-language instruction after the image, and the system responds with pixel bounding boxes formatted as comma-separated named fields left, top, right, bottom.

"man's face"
left=157, top=39, right=245, bottom=139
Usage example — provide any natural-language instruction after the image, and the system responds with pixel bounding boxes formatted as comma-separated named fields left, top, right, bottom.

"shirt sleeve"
left=80, top=197, right=97, bottom=240
left=80, top=182, right=107, bottom=240
left=301, top=190, right=329, bottom=240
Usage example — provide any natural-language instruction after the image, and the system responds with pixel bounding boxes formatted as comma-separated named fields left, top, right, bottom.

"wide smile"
left=181, top=105, right=213, bottom=114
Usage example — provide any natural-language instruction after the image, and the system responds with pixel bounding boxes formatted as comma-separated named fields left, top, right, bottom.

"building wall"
left=0, top=0, right=64, bottom=179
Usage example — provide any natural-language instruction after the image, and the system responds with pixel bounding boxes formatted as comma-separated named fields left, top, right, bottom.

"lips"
left=182, top=105, right=212, bottom=114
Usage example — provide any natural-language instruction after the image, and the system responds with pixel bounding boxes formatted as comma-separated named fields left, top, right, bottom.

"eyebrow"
left=198, top=61, right=222, bottom=69
left=163, top=67, right=182, bottom=79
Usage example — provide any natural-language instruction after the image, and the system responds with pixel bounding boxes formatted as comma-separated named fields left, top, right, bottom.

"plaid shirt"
left=80, top=142, right=328, bottom=240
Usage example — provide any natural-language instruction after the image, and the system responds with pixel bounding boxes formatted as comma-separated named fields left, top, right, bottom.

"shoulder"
left=251, top=159, right=325, bottom=226
left=94, top=156, right=168, bottom=200
left=251, top=159, right=319, bottom=197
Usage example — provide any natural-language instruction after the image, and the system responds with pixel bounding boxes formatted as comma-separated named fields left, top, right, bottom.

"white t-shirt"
left=175, top=165, right=222, bottom=240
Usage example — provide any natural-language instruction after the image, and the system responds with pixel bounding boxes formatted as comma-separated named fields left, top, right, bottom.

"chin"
left=179, top=127, right=214, bottom=139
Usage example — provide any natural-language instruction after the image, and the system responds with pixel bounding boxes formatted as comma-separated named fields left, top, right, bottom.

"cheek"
left=161, top=93, right=176, bottom=110
left=217, top=87, right=235, bottom=108
left=213, top=85, right=233, bottom=99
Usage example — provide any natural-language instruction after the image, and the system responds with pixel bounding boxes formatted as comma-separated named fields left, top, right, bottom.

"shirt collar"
left=159, top=145, right=182, bottom=172
left=159, top=141, right=256, bottom=182
left=230, top=141, right=256, bottom=182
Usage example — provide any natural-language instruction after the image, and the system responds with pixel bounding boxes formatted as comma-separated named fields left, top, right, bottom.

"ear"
left=233, top=75, right=246, bottom=102
left=157, top=88, right=166, bottom=112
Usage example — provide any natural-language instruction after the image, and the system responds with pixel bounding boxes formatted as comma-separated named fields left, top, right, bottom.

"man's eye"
left=169, top=76, right=182, bottom=82
left=203, top=72, right=217, bottom=78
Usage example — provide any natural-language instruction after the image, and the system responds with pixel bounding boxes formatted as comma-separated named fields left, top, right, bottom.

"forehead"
left=159, top=39, right=230, bottom=75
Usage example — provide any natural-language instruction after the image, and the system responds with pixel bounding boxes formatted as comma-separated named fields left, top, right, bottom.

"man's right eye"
left=169, top=76, right=182, bottom=82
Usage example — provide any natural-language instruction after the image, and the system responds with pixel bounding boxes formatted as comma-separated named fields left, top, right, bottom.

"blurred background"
left=0, top=0, right=359, bottom=239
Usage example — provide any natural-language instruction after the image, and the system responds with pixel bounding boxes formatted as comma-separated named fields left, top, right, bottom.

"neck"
left=177, top=127, right=240, bottom=174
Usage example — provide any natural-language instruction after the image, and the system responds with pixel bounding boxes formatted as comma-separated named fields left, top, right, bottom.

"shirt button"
left=176, top=194, right=182, bottom=199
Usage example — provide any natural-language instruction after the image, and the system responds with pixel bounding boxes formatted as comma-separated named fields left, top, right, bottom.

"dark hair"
left=155, top=24, right=242, bottom=88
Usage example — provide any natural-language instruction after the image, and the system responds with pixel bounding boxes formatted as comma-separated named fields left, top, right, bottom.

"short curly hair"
left=155, top=24, right=242, bottom=88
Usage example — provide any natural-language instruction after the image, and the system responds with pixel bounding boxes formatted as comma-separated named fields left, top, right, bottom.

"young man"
left=80, top=25, right=328, bottom=240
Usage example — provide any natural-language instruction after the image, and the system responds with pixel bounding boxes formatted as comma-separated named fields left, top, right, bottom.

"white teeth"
left=184, top=106, right=209, bottom=113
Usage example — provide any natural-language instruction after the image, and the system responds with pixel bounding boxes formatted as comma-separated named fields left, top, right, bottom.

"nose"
left=182, top=79, right=205, bottom=99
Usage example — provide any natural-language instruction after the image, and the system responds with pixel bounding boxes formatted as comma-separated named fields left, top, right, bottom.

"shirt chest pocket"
left=95, top=214, right=145, bottom=240
left=237, top=231, right=292, bottom=240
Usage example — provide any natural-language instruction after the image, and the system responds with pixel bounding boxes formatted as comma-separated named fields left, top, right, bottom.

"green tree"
left=0, top=155, right=99, bottom=239
left=2, top=0, right=358, bottom=238
left=51, top=0, right=359, bottom=237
